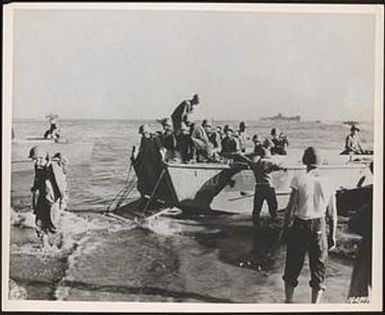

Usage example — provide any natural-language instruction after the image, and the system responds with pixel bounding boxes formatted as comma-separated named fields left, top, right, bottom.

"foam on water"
left=9, top=120, right=373, bottom=302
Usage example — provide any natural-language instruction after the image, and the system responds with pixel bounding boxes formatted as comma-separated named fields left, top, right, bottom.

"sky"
left=10, top=8, right=376, bottom=121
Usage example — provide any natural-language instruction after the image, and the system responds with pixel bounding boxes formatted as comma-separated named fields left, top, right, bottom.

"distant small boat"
left=260, top=113, right=301, bottom=122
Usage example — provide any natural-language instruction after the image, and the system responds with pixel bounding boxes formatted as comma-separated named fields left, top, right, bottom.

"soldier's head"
left=191, top=94, right=199, bottom=106
left=161, top=118, right=173, bottom=133
left=225, top=127, right=234, bottom=139
left=350, top=125, right=360, bottom=135
left=302, top=146, right=323, bottom=167
left=252, top=134, right=261, bottom=145
left=28, top=146, right=48, bottom=167
left=202, top=119, right=213, bottom=134
left=138, top=124, right=151, bottom=138
left=239, top=121, right=246, bottom=132
left=271, top=128, right=280, bottom=138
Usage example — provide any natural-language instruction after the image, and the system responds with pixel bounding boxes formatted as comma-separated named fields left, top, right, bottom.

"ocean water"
left=8, top=119, right=373, bottom=303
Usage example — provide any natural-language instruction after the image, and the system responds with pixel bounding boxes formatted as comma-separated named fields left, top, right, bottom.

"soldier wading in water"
left=29, top=146, right=68, bottom=248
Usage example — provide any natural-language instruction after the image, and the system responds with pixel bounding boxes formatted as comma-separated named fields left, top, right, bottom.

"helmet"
left=159, top=117, right=172, bottom=127
left=28, top=146, right=46, bottom=159
left=138, top=124, right=150, bottom=134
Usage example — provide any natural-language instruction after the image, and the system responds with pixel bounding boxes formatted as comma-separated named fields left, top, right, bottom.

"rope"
left=106, top=160, right=138, bottom=213
left=142, top=168, right=166, bottom=215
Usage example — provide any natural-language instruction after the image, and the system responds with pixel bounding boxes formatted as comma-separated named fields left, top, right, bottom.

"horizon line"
left=12, top=117, right=373, bottom=122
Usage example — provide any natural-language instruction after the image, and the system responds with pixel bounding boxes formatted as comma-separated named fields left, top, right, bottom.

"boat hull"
left=128, top=145, right=373, bottom=215
left=166, top=162, right=372, bottom=214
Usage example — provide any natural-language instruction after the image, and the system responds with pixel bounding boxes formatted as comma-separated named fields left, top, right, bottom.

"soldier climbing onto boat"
left=170, top=94, right=213, bottom=162
left=29, top=145, right=68, bottom=248
left=171, top=94, right=200, bottom=136
left=281, top=146, right=337, bottom=304
left=247, top=147, right=286, bottom=228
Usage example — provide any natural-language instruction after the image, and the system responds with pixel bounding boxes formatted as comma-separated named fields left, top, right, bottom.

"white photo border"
left=2, top=2, right=383, bottom=312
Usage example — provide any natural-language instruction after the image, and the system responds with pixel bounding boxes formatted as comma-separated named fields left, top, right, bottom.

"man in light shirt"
left=281, top=146, right=337, bottom=303
left=341, top=124, right=366, bottom=155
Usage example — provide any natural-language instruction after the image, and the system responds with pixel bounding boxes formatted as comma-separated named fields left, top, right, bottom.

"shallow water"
left=9, top=211, right=356, bottom=303
left=9, top=119, right=371, bottom=303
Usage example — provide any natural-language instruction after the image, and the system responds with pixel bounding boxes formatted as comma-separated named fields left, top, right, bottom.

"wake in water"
left=9, top=206, right=137, bottom=300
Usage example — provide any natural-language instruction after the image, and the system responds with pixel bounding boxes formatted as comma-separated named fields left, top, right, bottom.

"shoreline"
left=8, top=209, right=360, bottom=302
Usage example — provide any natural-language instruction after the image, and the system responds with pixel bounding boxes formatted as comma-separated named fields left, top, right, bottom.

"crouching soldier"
left=29, top=146, right=68, bottom=248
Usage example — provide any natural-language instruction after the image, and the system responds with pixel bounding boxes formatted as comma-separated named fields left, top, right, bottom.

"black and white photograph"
left=2, top=2, right=383, bottom=312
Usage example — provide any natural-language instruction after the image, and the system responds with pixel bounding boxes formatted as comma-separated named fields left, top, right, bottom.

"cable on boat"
left=106, top=159, right=138, bottom=213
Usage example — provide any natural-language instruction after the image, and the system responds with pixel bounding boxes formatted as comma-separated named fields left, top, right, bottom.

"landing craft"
left=108, top=145, right=373, bottom=222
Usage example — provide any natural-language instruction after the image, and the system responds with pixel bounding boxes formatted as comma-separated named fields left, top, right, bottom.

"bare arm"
left=268, top=160, right=287, bottom=172
left=345, top=135, right=355, bottom=152
left=283, top=188, right=298, bottom=230
left=326, top=192, right=338, bottom=249
left=357, top=137, right=365, bottom=153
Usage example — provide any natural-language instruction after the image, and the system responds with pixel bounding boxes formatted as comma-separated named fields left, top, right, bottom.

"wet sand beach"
left=9, top=209, right=359, bottom=303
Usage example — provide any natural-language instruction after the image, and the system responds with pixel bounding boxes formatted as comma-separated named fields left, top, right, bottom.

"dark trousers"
left=252, top=184, right=278, bottom=226
left=283, top=217, right=328, bottom=291
left=348, top=235, right=371, bottom=298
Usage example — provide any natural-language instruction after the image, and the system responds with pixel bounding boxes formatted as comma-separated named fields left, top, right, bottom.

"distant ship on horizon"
left=260, top=113, right=301, bottom=122
left=342, top=120, right=359, bottom=126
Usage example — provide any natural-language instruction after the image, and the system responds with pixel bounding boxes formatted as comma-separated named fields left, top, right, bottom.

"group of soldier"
left=137, top=93, right=290, bottom=164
